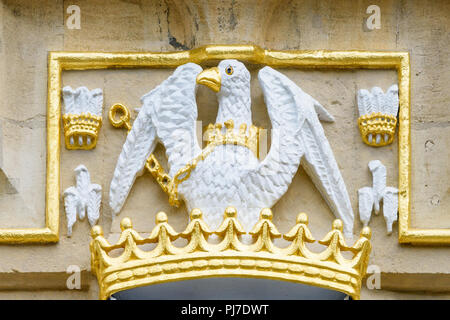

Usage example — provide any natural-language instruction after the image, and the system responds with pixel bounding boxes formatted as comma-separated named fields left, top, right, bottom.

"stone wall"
left=0, top=0, right=448, bottom=299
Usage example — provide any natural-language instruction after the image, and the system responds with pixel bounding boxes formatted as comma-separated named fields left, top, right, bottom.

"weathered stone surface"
left=0, top=0, right=448, bottom=298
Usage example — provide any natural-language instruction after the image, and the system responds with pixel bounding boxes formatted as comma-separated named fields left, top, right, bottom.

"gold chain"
left=109, top=104, right=180, bottom=205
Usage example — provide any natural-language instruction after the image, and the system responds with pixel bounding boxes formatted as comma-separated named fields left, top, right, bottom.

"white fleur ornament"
left=62, top=86, right=103, bottom=150
left=63, top=165, right=102, bottom=236
left=358, top=160, right=398, bottom=234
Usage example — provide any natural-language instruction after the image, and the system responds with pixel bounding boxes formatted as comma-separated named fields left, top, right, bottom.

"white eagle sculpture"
left=109, top=60, right=355, bottom=238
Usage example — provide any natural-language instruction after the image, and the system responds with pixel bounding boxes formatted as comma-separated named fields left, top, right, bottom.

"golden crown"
left=63, top=112, right=102, bottom=150
left=358, top=112, right=397, bottom=147
left=90, top=207, right=371, bottom=300
left=204, top=119, right=260, bottom=158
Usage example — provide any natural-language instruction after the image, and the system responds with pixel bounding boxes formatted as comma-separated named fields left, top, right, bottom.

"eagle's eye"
left=225, top=65, right=234, bottom=75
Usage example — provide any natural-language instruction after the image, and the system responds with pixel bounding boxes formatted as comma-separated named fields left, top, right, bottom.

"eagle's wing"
left=242, top=67, right=304, bottom=209
left=253, top=66, right=354, bottom=238
left=142, top=63, right=203, bottom=176
left=87, top=184, right=102, bottom=227
left=109, top=63, right=202, bottom=215
left=63, top=187, right=79, bottom=236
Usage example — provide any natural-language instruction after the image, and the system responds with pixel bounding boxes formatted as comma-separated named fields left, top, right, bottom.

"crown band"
left=204, top=119, right=260, bottom=158
left=63, top=113, right=102, bottom=150
left=358, top=112, right=397, bottom=147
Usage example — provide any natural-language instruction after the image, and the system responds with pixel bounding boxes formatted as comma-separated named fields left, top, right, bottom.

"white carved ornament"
left=63, top=165, right=102, bottom=236
left=62, top=86, right=103, bottom=147
left=357, top=84, right=399, bottom=145
left=109, top=60, right=355, bottom=238
left=358, top=160, right=398, bottom=234
left=62, top=86, right=103, bottom=116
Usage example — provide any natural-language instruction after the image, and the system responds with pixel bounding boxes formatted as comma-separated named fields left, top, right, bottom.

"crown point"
left=91, top=225, right=103, bottom=238
left=156, top=211, right=168, bottom=224
left=260, top=208, right=273, bottom=220
left=332, top=219, right=343, bottom=231
left=120, top=217, right=132, bottom=231
left=224, top=206, right=237, bottom=218
left=190, top=208, right=203, bottom=219
left=205, top=124, right=215, bottom=140
left=361, top=226, right=372, bottom=239
left=224, top=119, right=234, bottom=130
left=296, top=212, right=309, bottom=225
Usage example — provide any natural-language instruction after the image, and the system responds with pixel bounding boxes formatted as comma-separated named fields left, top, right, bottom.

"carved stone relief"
left=109, top=60, right=355, bottom=238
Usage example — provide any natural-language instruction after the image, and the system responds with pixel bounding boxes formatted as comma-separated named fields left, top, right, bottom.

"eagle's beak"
left=196, top=67, right=221, bottom=92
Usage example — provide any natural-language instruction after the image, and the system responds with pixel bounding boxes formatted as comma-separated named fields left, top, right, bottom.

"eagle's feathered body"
left=110, top=60, right=355, bottom=237
left=180, top=144, right=260, bottom=229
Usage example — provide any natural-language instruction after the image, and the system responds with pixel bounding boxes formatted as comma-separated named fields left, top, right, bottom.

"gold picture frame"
left=1, top=44, right=440, bottom=244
